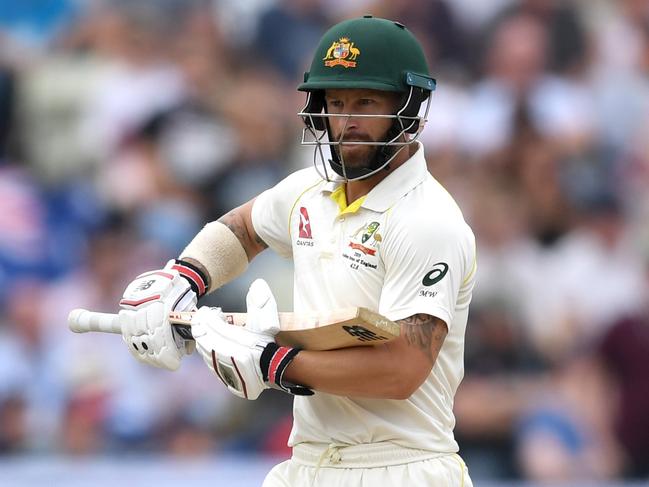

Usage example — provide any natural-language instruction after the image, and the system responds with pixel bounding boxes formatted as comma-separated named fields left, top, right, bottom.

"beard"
left=331, top=127, right=397, bottom=172
left=334, top=142, right=383, bottom=169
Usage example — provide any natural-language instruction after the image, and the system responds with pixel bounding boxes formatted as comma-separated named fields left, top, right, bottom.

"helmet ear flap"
left=399, top=87, right=427, bottom=134
left=302, top=90, right=327, bottom=131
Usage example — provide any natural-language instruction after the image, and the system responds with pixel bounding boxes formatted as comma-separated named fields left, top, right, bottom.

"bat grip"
left=68, top=308, right=122, bottom=334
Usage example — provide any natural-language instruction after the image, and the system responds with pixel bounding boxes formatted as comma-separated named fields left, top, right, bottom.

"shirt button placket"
left=319, top=216, right=339, bottom=260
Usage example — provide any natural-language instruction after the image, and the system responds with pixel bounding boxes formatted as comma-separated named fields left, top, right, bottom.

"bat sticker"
left=343, top=325, right=389, bottom=342
left=173, top=324, right=194, bottom=340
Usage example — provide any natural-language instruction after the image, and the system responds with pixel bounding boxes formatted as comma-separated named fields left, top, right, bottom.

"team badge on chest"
left=349, top=221, right=381, bottom=255
left=342, top=221, right=382, bottom=270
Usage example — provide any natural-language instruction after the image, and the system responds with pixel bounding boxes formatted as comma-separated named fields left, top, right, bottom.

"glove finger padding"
left=120, top=302, right=183, bottom=370
left=193, top=280, right=313, bottom=400
left=245, top=279, right=280, bottom=335
left=193, top=306, right=270, bottom=400
left=119, top=260, right=200, bottom=370
left=245, top=279, right=312, bottom=396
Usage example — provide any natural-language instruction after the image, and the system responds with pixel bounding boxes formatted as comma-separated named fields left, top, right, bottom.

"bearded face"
left=325, top=89, right=402, bottom=171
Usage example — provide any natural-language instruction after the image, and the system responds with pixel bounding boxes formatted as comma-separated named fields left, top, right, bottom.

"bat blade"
left=169, top=308, right=400, bottom=350
left=69, top=307, right=400, bottom=351
left=275, top=308, right=400, bottom=350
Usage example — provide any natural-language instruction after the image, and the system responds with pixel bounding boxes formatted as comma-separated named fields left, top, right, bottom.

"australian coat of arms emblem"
left=323, top=37, right=360, bottom=68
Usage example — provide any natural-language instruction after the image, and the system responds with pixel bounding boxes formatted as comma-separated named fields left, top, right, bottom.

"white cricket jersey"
left=251, top=142, right=476, bottom=453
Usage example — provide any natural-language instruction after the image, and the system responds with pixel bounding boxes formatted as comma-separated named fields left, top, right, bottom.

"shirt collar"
left=320, top=142, right=428, bottom=213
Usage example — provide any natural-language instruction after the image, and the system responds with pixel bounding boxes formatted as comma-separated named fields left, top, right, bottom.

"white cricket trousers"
left=262, top=441, right=473, bottom=487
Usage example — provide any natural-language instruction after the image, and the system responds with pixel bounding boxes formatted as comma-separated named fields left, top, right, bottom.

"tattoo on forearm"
left=397, top=314, right=447, bottom=362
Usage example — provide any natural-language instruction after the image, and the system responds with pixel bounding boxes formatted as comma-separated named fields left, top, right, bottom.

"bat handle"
left=68, top=308, right=121, bottom=334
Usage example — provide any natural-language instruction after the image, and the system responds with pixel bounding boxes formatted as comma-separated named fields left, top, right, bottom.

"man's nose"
left=345, top=116, right=359, bottom=131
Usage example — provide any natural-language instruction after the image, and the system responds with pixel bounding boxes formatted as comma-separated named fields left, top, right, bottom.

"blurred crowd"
left=0, top=0, right=648, bottom=483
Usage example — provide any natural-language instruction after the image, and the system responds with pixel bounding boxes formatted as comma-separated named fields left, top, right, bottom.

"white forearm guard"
left=179, top=221, right=249, bottom=294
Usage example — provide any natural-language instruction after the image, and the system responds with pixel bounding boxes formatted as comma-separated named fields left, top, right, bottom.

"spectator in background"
left=591, top=0, right=649, bottom=255
left=511, top=193, right=646, bottom=363
left=15, top=2, right=188, bottom=187
left=459, top=12, right=594, bottom=158
left=589, top=0, right=649, bottom=153
left=0, top=279, right=69, bottom=451
left=77, top=3, right=187, bottom=168
left=0, top=65, right=14, bottom=159
left=598, top=290, right=649, bottom=478
left=216, top=65, right=295, bottom=202
left=168, top=4, right=241, bottom=195
left=254, top=0, right=328, bottom=80
left=0, top=395, right=26, bottom=453
left=17, top=43, right=106, bottom=186
left=377, top=0, right=467, bottom=74
left=96, top=110, right=210, bottom=255
left=491, top=0, right=588, bottom=76
left=515, top=353, right=622, bottom=482
left=444, top=0, right=514, bottom=33
left=0, top=0, right=79, bottom=52
left=0, top=166, right=93, bottom=297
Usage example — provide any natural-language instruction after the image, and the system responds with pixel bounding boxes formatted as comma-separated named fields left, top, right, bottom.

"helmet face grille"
left=298, top=86, right=433, bottom=182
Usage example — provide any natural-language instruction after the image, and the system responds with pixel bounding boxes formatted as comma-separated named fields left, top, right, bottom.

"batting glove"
left=193, top=279, right=313, bottom=399
left=119, top=259, right=208, bottom=370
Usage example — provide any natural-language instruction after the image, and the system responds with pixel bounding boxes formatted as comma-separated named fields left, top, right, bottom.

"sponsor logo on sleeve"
left=419, top=263, right=448, bottom=295
left=422, top=263, right=449, bottom=286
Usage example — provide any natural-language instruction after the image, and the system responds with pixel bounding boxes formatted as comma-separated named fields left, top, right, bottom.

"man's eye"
left=359, top=99, right=375, bottom=105
left=328, top=100, right=343, bottom=108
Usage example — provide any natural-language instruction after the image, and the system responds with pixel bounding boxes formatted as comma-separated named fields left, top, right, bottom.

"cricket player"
left=118, top=16, right=476, bottom=486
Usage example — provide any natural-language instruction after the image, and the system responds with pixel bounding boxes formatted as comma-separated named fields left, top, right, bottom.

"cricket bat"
left=68, top=307, right=400, bottom=351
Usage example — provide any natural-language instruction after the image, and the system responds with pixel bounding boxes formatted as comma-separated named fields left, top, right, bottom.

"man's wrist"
left=170, top=258, right=209, bottom=298
left=260, top=343, right=313, bottom=396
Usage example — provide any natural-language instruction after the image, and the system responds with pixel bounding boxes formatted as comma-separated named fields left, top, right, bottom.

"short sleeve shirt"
left=251, top=143, right=476, bottom=452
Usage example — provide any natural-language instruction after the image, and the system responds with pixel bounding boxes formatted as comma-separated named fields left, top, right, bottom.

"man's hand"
left=119, top=259, right=207, bottom=370
left=193, top=279, right=313, bottom=399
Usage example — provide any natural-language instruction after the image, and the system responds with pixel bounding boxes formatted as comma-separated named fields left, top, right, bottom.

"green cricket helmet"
left=298, top=15, right=436, bottom=181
